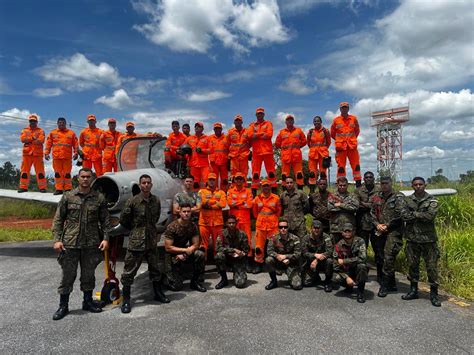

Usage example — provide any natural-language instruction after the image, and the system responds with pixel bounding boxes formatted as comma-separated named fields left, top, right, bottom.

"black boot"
left=190, top=274, right=206, bottom=292
left=324, top=278, right=332, bottom=293
left=121, top=286, right=131, bottom=313
left=355, top=180, right=362, bottom=188
left=387, top=275, right=398, bottom=292
left=53, top=294, right=70, bottom=320
left=251, top=188, right=257, bottom=198
left=265, top=272, right=278, bottom=290
left=377, top=276, right=388, bottom=298
left=357, top=283, right=366, bottom=303
left=153, top=281, right=170, bottom=303
left=253, top=263, right=263, bottom=274
left=402, top=282, right=419, bottom=300
left=215, top=271, right=229, bottom=290
left=82, top=290, right=102, bottom=313
left=430, top=285, right=441, bottom=307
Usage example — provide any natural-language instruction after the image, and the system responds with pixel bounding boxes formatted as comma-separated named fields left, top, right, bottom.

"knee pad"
left=65, top=173, right=71, bottom=179
left=296, top=172, right=303, bottom=180
left=355, top=164, right=360, bottom=172
left=253, top=173, right=259, bottom=181
left=55, top=172, right=61, bottom=178
left=268, top=172, right=275, bottom=179
left=338, top=167, right=345, bottom=174
left=38, top=173, right=45, bottom=179
left=309, top=171, right=316, bottom=178
left=21, top=173, right=28, bottom=179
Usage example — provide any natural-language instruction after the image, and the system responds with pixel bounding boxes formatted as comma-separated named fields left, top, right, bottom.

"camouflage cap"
left=312, top=220, right=323, bottom=228
left=342, top=223, right=354, bottom=231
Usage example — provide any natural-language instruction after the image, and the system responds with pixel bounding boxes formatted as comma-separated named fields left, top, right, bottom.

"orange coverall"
left=115, top=132, right=138, bottom=170
left=227, top=186, right=253, bottom=255
left=80, top=127, right=103, bottom=176
left=275, top=127, right=307, bottom=186
left=252, top=193, right=281, bottom=263
left=198, top=187, right=227, bottom=256
left=330, top=115, right=361, bottom=181
left=208, top=134, right=230, bottom=191
left=44, top=128, right=78, bottom=191
left=164, top=131, right=187, bottom=162
left=227, top=127, right=250, bottom=178
left=100, top=130, right=121, bottom=173
left=307, top=127, right=331, bottom=185
left=184, top=134, right=211, bottom=189
left=19, top=126, right=46, bottom=190
left=244, top=120, right=276, bottom=188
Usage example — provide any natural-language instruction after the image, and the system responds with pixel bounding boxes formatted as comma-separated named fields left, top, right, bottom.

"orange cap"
left=285, top=114, right=294, bottom=121
left=195, top=121, right=204, bottom=127
left=87, top=114, right=96, bottom=121
left=28, top=114, right=38, bottom=122
left=261, top=179, right=270, bottom=186
left=108, top=118, right=116, bottom=124
left=256, top=107, right=265, bottom=114
left=126, top=121, right=134, bottom=127
left=234, top=172, right=245, bottom=179
left=339, top=102, right=349, bottom=108
left=234, top=114, right=243, bottom=121
left=213, top=122, right=223, bottom=128
left=207, top=173, right=217, bottom=180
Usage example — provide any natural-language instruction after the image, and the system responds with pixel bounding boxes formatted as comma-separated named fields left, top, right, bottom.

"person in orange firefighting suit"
left=18, top=114, right=47, bottom=192
left=252, top=179, right=281, bottom=273
left=184, top=122, right=211, bottom=190
left=275, top=115, right=307, bottom=189
left=44, top=117, right=79, bottom=195
left=115, top=121, right=138, bottom=170
left=197, top=173, right=227, bottom=259
left=100, top=118, right=121, bottom=173
left=307, top=116, right=331, bottom=193
left=79, top=114, right=103, bottom=177
left=209, top=122, right=229, bottom=191
left=227, top=172, right=253, bottom=259
left=164, top=120, right=187, bottom=174
left=244, top=107, right=276, bottom=196
left=331, top=102, right=362, bottom=187
left=227, top=114, right=250, bottom=180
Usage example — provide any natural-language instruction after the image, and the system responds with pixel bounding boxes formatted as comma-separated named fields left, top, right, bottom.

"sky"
left=0, top=0, right=473, bottom=181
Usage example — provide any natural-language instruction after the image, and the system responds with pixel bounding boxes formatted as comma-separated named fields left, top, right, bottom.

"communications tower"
left=371, top=106, right=409, bottom=182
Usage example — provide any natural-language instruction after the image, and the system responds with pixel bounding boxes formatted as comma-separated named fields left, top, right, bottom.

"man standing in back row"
left=80, top=114, right=103, bottom=177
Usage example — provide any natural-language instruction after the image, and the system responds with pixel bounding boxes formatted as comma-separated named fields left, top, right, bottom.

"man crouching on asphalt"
left=52, top=168, right=110, bottom=320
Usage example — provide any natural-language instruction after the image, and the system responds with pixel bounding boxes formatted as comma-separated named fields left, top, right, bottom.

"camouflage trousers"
left=57, top=248, right=102, bottom=295
left=405, top=241, right=439, bottom=287
left=302, top=258, right=333, bottom=286
left=382, top=234, right=403, bottom=278
left=358, top=229, right=374, bottom=248
left=163, top=250, right=205, bottom=291
left=215, top=252, right=247, bottom=288
left=336, top=263, right=368, bottom=287
left=121, top=248, right=161, bottom=287
left=265, top=256, right=302, bottom=289
left=370, top=233, right=387, bottom=268
left=289, top=221, right=307, bottom=240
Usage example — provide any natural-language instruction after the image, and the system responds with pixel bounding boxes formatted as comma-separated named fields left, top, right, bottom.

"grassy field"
left=0, top=228, right=52, bottom=242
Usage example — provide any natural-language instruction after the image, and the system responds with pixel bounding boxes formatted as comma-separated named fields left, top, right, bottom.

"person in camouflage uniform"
left=280, top=177, right=309, bottom=239
left=328, top=176, right=359, bottom=244
left=265, top=218, right=303, bottom=290
left=214, top=215, right=250, bottom=289
left=308, top=178, right=333, bottom=234
left=52, top=168, right=110, bottom=320
left=172, top=175, right=200, bottom=222
left=119, top=174, right=169, bottom=314
left=370, top=176, right=405, bottom=297
left=401, top=177, right=441, bottom=307
left=163, top=203, right=207, bottom=292
left=333, top=223, right=367, bottom=303
left=301, top=220, right=334, bottom=292
left=354, top=171, right=379, bottom=247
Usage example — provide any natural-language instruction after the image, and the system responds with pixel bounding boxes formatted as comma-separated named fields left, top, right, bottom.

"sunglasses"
left=278, top=225, right=288, bottom=229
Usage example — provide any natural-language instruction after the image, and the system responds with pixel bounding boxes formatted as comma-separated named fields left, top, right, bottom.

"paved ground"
left=0, top=240, right=473, bottom=354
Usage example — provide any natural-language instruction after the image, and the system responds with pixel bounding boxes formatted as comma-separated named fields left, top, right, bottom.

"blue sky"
left=0, top=0, right=473, bottom=181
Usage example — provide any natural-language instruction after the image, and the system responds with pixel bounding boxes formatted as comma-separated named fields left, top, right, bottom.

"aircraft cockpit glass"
left=118, top=136, right=166, bottom=171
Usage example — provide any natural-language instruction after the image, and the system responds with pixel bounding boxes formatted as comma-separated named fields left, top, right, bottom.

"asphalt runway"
left=1, top=240, right=473, bottom=354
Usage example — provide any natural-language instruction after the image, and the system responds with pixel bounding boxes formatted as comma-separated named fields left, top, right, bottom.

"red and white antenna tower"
left=371, top=106, right=409, bottom=182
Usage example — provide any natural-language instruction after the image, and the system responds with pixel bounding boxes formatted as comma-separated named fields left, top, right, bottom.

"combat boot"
left=53, top=294, right=70, bottom=320
left=215, top=271, right=229, bottom=290
left=377, top=276, right=388, bottom=298
left=402, top=282, right=419, bottom=300
left=265, top=272, right=278, bottom=290
left=252, top=263, right=263, bottom=274
left=190, top=274, right=207, bottom=292
left=357, top=283, right=366, bottom=303
left=153, top=281, right=170, bottom=303
left=121, top=286, right=131, bottom=313
left=355, top=180, right=362, bottom=188
left=387, top=275, right=398, bottom=292
left=82, top=290, right=102, bottom=313
left=430, top=286, right=441, bottom=307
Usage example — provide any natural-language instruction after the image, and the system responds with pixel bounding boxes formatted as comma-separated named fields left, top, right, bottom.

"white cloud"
left=132, top=0, right=290, bottom=54
left=33, top=87, right=63, bottom=97
left=35, top=53, right=121, bottom=91
left=440, top=129, right=474, bottom=142
left=186, top=90, right=231, bottom=102
left=279, top=69, right=317, bottom=95
left=125, top=78, right=168, bottom=95
left=0, top=108, right=35, bottom=125
left=95, top=89, right=135, bottom=109
left=129, top=109, right=212, bottom=133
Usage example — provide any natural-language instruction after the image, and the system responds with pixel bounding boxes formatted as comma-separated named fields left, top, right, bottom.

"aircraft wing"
left=399, top=188, right=457, bottom=196
left=0, top=189, right=62, bottom=204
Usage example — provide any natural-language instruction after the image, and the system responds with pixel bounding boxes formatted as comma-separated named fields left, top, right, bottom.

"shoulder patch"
left=429, top=200, right=438, bottom=208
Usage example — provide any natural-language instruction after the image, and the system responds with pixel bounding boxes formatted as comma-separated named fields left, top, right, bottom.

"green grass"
left=0, top=228, right=52, bottom=243
left=0, top=198, right=56, bottom=219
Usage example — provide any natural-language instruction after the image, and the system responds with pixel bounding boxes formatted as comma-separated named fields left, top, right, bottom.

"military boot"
left=402, top=282, right=419, bottom=300
left=121, top=286, right=131, bottom=313
left=357, top=283, right=366, bottom=303
left=355, top=180, right=362, bottom=188
left=190, top=273, right=207, bottom=292
left=252, top=263, right=263, bottom=274
left=387, top=275, right=398, bottom=292
left=265, top=272, right=278, bottom=290
left=430, top=286, right=441, bottom=307
left=82, top=291, right=102, bottom=313
left=215, top=271, right=229, bottom=290
left=377, top=276, right=388, bottom=298
left=153, top=281, right=171, bottom=303
left=53, top=294, right=70, bottom=320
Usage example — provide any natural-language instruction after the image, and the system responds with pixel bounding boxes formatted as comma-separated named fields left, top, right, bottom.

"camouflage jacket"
left=354, top=184, right=379, bottom=231
left=301, top=232, right=333, bottom=261
left=216, top=228, right=250, bottom=256
left=327, top=191, right=359, bottom=233
left=370, top=190, right=405, bottom=238
left=163, top=219, right=200, bottom=249
left=402, top=192, right=438, bottom=243
left=280, top=189, right=308, bottom=230
left=52, top=188, right=110, bottom=248
left=173, top=190, right=199, bottom=221
left=333, top=237, right=366, bottom=276
left=308, top=190, right=332, bottom=222
left=120, top=192, right=161, bottom=251
left=267, top=233, right=301, bottom=262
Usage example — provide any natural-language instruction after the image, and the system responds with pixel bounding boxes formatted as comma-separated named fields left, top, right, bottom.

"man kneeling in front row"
left=215, top=215, right=250, bottom=289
